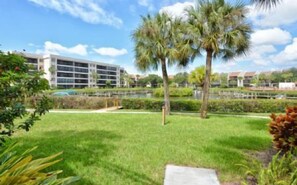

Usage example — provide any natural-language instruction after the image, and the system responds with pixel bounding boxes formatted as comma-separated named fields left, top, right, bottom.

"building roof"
left=244, top=72, right=256, bottom=77
left=228, top=72, right=241, bottom=77
left=260, top=71, right=272, bottom=75
left=168, top=75, right=174, bottom=79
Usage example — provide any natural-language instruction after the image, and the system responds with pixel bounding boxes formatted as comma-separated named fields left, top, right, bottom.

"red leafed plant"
left=269, top=106, right=297, bottom=152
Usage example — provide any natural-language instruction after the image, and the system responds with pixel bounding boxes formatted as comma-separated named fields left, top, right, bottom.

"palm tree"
left=187, top=0, right=252, bottom=118
left=252, top=0, right=281, bottom=8
left=132, top=13, right=195, bottom=115
left=188, top=66, right=217, bottom=89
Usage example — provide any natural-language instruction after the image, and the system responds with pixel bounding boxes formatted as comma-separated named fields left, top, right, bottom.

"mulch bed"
left=221, top=146, right=277, bottom=185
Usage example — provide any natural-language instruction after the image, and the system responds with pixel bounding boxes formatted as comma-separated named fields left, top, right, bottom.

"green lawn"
left=14, top=113, right=271, bottom=185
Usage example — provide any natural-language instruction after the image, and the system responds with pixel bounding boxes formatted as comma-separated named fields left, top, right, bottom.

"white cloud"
left=159, top=1, right=193, bottom=19
left=251, top=28, right=292, bottom=45
left=248, top=0, right=297, bottom=27
left=233, top=44, right=277, bottom=66
left=37, top=41, right=88, bottom=56
left=93, top=47, right=128, bottom=57
left=272, top=38, right=297, bottom=64
left=28, top=43, right=40, bottom=48
left=138, top=0, right=155, bottom=11
left=28, top=0, right=123, bottom=27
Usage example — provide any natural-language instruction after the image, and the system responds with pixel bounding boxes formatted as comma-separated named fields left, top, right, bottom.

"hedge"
left=27, top=96, right=120, bottom=109
left=122, top=98, right=297, bottom=113
left=153, top=88, right=193, bottom=97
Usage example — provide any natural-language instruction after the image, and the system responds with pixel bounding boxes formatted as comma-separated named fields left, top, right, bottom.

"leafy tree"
left=137, top=78, right=147, bottom=87
left=105, top=80, right=112, bottom=88
left=132, top=13, right=195, bottom=114
left=0, top=51, right=51, bottom=143
left=281, top=72, right=294, bottom=82
left=146, top=74, right=163, bottom=88
left=271, top=71, right=282, bottom=83
left=138, top=74, right=163, bottom=88
left=173, top=72, right=189, bottom=87
left=258, top=73, right=272, bottom=86
left=187, top=0, right=251, bottom=118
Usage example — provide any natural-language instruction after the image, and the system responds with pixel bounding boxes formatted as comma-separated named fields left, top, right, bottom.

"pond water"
left=114, top=91, right=229, bottom=100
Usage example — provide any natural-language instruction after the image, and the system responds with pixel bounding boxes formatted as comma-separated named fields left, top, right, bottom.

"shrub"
left=0, top=142, right=79, bottom=185
left=269, top=107, right=297, bottom=152
left=0, top=51, right=51, bottom=142
left=122, top=98, right=297, bottom=113
left=28, top=96, right=120, bottom=110
left=153, top=88, right=193, bottom=97
left=241, top=151, right=297, bottom=185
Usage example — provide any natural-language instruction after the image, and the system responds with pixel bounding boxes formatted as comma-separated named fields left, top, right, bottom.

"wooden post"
left=105, top=99, right=108, bottom=108
left=162, top=106, right=166, bottom=126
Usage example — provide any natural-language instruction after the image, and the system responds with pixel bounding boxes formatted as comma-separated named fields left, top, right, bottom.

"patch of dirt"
left=220, top=147, right=277, bottom=185
left=248, top=147, right=277, bottom=166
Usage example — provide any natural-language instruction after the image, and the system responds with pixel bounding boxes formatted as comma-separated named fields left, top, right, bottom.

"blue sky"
left=0, top=0, right=297, bottom=75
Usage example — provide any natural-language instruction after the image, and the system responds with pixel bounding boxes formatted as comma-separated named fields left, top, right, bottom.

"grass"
left=14, top=113, right=271, bottom=185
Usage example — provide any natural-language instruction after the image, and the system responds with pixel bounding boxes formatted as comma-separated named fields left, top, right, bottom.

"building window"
left=57, top=60, right=73, bottom=66
left=57, top=72, right=74, bottom=77
left=57, top=78, right=75, bottom=83
left=57, top=66, right=74, bottom=72
left=75, top=62, right=88, bottom=68
left=75, top=68, right=88, bottom=73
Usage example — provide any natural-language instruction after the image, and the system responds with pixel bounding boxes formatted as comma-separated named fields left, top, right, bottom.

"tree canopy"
left=0, top=51, right=51, bottom=142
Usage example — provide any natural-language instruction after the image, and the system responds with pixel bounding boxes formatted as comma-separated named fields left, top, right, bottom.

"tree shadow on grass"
left=16, top=129, right=159, bottom=185
left=215, top=135, right=271, bottom=151
left=98, top=160, right=160, bottom=185
left=203, top=136, right=270, bottom=180
left=241, top=119, right=269, bottom=131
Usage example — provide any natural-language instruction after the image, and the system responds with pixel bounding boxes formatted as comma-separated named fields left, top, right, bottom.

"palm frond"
left=252, top=0, right=281, bottom=9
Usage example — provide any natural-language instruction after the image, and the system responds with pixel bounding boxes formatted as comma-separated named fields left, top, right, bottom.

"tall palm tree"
left=187, top=0, right=252, bottom=118
left=132, top=13, right=195, bottom=114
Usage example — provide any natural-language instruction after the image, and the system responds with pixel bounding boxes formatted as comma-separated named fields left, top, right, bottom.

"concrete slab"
left=164, top=165, right=220, bottom=185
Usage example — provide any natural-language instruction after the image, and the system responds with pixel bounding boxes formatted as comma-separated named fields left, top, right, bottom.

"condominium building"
left=19, top=52, right=124, bottom=89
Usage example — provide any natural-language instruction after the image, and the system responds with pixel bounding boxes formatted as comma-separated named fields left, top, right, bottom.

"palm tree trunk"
left=200, top=50, right=213, bottom=119
left=161, top=59, right=170, bottom=115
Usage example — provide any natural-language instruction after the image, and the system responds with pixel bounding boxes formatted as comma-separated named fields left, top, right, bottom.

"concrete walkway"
left=164, top=165, right=220, bottom=185
left=46, top=108, right=270, bottom=119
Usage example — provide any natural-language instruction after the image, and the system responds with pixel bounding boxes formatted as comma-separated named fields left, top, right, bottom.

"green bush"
left=241, top=151, right=297, bottom=185
left=153, top=88, right=193, bottom=97
left=122, top=98, right=297, bottom=113
left=269, top=107, right=297, bottom=152
left=0, top=51, right=51, bottom=142
left=0, top=142, right=79, bottom=185
left=28, top=96, right=120, bottom=109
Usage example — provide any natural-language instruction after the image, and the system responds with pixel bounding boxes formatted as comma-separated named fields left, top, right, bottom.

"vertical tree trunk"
left=161, top=59, right=170, bottom=115
left=200, top=50, right=213, bottom=119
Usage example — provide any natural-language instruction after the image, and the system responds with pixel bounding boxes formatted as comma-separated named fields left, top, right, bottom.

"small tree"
left=91, top=71, right=99, bottom=87
left=281, top=72, right=294, bottom=82
left=105, top=80, right=112, bottom=88
left=219, top=73, right=228, bottom=88
left=173, top=72, right=189, bottom=87
left=0, top=51, right=51, bottom=143
left=188, top=66, right=217, bottom=88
